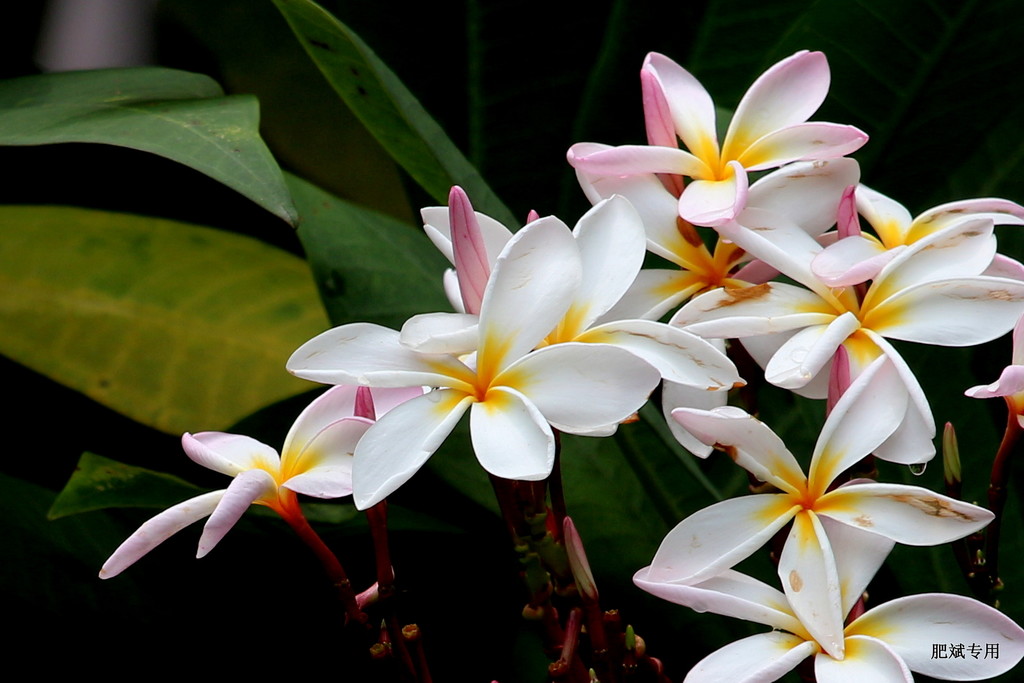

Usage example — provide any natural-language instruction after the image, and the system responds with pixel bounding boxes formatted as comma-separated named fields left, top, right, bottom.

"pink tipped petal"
left=641, top=65, right=677, bottom=148
left=197, top=468, right=277, bottom=558
left=470, top=387, right=554, bottom=480
left=837, top=185, right=860, bottom=238
left=847, top=594, right=1024, bottom=679
left=643, top=52, right=719, bottom=162
left=818, top=482, right=993, bottom=546
left=679, top=162, right=749, bottom=227
left=287, top=323, right=473, bottom=391
left=634, top=567, right=802, bottom=633
left=99, top=490, right=226, bottom=578
left=723, top=51, right=828, bottom=155
left=745, top=159, right=861, bottom=237
left=352, top=390, right=473, bottom=509
left=764, top=313, right=860, bottom=390
left=421, top=206, right=512, bottom=267
left=182, top=432, right=280, bottom=477
left=683, top=632, right=816, bottom=683
left=477, top=217, right=581, bottom=369
left=966, top=364, right=1024, bottom=399
left=673, top=282, right=837, bottom=338
left=400, top=312, right=479, bottom=354
left=855, top=185, right=913, bottom=245
left=778, top=512, right=845, bottom=660
left=814, top=636, right=912, bottom=683
left=509, top=343, right=660, bottom=432
left=567, top=142, right=709, bottom=178
left=280, top=385, right=361, bottom=460
left=811, top=236, right=896, bottom=287
left=645, top=494, right=801, bottom=584
left=282, top=417, right=374, bottom=498
left=912, top=197, right=1024, bottom=238
left=577, top=320, right=741, bottom=388
left=865, top=277, right=1024, bottom=346
left=671, top=407, right=804, bottom=492
left=985, top=253, right=1024, bottom=281
left=449, top=186, right=491, bottom=314
left=564, top=517, right=598, bottom=601
left=738, top=122, right=868, bottom=171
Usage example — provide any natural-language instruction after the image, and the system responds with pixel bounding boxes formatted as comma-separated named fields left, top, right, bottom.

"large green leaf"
left=288, top=174, right=449, bottom=328
left=272, top=0, right=515, bottom=226
left=0, top=68, right=297, bottom=224
left=0, top=205, right=328, bottom=434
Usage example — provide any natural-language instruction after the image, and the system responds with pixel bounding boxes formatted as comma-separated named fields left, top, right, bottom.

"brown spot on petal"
left=853, top=514, right=873, bottom=527
left=886, top=494, right=977, bottom=521
left=789, top=570, right=804, bottom=592
left=716, top=283, right=771, bottom=306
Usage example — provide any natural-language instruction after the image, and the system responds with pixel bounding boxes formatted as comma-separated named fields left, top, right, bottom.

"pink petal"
left=723, top=51, right=830, bottom=157
left=280, top=385, right=361, bottom=462
left=966, top=364, right=1024, bottom=399
left=640, top=64, right=677, bottom=148
left=642, top=52, right=719, bottom=163
left=197, top=468, right=277, bottom=557
left=99, top=490, right=225, bottom=578
left=420, top=205, right=512, bottom=267
left=678, top=161, right=749, bottom=226
left=182, top=432, right=279, bottom=478
left=567, top=142, right=708, bottom=178
left=449, top=186, right=491, bottom=314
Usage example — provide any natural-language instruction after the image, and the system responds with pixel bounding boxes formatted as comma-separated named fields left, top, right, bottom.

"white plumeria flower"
left=99, top=385, right=420, bottom=578
left=409, top=190, right=743, bottom=397
left=813, top=184, right=1024, bottom=287
left=673, top=211, right=1024, bottom=463
left=635, top=527, right=1024, bottom=682
left=567, top=51, right=867, bottom=226
left=966, top=313, right=1024, bottom=426
left=651, top=365, right=993, bottom=654
left=287, top=217, right=661, bottom=509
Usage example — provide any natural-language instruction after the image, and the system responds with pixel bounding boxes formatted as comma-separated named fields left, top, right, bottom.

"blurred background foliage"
left=1, top=0, right=1023, bottom=680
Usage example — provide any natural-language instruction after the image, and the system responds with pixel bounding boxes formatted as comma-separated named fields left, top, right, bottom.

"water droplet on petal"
left=909, top=462, right=927, bottom=476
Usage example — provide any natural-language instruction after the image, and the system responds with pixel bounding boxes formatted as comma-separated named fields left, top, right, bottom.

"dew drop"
left=909, top=462, right=927, bottom=476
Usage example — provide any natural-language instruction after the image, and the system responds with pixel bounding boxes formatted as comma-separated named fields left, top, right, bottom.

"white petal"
left=865, top=277, right=1024, bottom=346
left=197, top=468, right=277, bottom=558
left=818, top=482, right=993, bottom=545
left=569, top=195, right=647, bottom=328
left=779, top=512, right=845, bottom=660
left=477, top=217, right=580, bottom=372
left=671, top=407, right=805, bottom=493
left=724, top=51, right=829, bottom=156
left=352, top=389, right=473, bottom=509
left=678, top=163, right=749, bottom=227
left=645, top=494, right=800, bottom=584
left=597, top=269, right=706, bottom=323
left=683, top=632, right=816, bottom=683
left=814, top=636, right=912, bottom=683
left=282, top=416, right=373, bottom=499
left=913, top=197, right=1024, bottom=236
left=855, top=185, right=913, bottom=245
left=99, top=490, right=225, bottom=578
left=577, top=320, right=741, bottom=388
left=505, top=342, right=660, bottom=432
left=400, top=312, right=479, bottom=354
left=567, top=142, right=708, bottom=178
left=811, top=236, right=897, bottom=287
left=421, top=205, right=512, bottom=266
left=634, top=567, right=802, bottom=633
left=182, top=432, right=280, bottom=478
left=470, top=387, right=554, bottom=480
left=287, top=323, right=474, bottom=390
left=847, top=594, right=1024, bottom=680
left=672, top=282, right=836, bottom=338
left=746, top=159, right=861, bottom=236
left=764, top=313, right=860, bottom=390
left=818, top=516, right=894, bottom=618
left=738, top=122, right=868, bottom=170
left=280, top=385, right=362, bottom=461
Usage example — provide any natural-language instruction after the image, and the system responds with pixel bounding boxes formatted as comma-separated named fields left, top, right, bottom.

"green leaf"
left=288, top=174, right=450, bottom=328
left=0, top=205, right=328, bottom=434
left=48, top=452, right=203, bottom=519
left=0, top=67, right=297, bottom=224
left=272, top=0, right=515, bottom=226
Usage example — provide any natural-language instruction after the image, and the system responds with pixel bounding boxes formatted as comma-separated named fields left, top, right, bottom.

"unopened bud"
left=943, top=422, right=961, bottom=486
left=563, top=517, right=598, bottom=602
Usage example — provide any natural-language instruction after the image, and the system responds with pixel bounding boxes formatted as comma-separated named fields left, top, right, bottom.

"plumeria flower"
left=813, top=184, right=1024, bottom=287
left=635, top=525, right=1024, bottom=681
left=650, top=364, right=993, bottom=652
left=287, top=217, right=661, bottom=509
left=99, top=385, right=420, bottom=578
left=407, top=189, right=742, bottom=398
left=673, top=209, right=1024, bottom=463
left=567, top=51, right=867, bottom=226
left=966, top=313, right=1024, bottom=426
